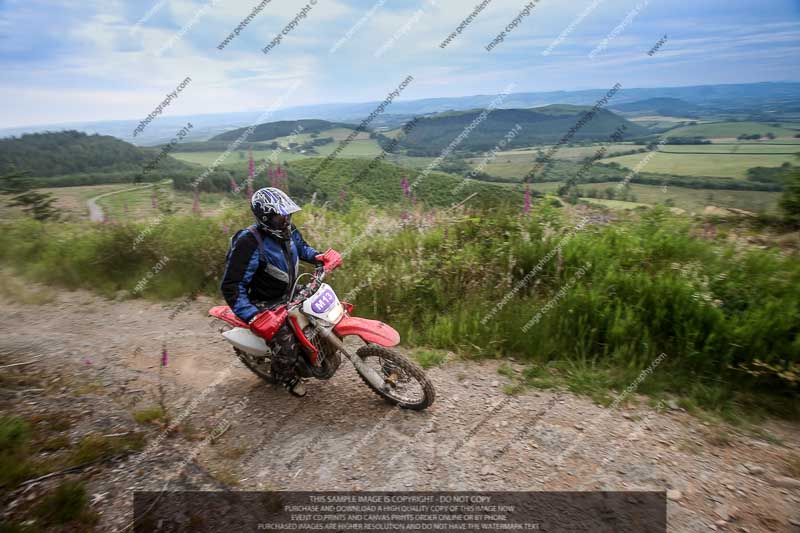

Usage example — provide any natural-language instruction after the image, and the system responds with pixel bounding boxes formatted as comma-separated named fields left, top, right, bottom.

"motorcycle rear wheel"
left=355, top=344, right=435, bottom=410
left=233, top=347, right=277, bottom=384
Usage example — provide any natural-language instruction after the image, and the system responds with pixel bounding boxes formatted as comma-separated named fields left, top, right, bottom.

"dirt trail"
left=1, top=288, right=799, bottom=532
left=86, top=183, right=157, bottom=221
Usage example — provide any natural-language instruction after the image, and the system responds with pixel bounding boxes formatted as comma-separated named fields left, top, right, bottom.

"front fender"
left=332, top=316, right=400, bottom=347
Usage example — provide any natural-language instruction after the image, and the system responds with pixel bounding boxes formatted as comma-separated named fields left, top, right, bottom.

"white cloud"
left=1, top=0, right=799, bottom=127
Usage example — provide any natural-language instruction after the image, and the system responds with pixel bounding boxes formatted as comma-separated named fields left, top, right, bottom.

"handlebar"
left=288, top=265, right=328, bottom=307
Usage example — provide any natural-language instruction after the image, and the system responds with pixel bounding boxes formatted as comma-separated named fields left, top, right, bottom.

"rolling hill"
left=4, top=82, right=798, bottom=146
left=394, top=106, right=649, bottom=154
left=210, top=119, right=356, bottom=143
left=611, top=97, right=702, bottom=117
left=0, top=130, right=191, bottom=179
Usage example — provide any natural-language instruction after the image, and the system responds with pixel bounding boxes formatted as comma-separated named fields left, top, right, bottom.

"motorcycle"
left=208, top=265, right=435, bottom=410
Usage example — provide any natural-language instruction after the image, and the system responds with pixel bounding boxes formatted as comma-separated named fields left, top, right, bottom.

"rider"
left=221, top=187, right=342, bottom=397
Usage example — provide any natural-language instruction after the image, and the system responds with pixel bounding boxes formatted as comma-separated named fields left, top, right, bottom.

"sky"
left=1, top=0, right=799, bottom=128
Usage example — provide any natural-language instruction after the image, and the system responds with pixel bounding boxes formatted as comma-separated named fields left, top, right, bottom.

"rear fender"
left=333, top=316, right=400, bottom=347
left=209, top=306, right=249, bottom=328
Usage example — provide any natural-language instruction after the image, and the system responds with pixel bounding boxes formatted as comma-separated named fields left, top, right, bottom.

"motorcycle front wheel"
left=355, top=344, right=435, bottom=410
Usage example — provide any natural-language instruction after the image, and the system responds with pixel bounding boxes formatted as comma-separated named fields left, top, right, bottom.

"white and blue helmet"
left=251, top=187, right=301, bottom=237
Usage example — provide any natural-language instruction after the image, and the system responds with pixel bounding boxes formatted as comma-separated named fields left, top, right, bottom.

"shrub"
left=780, top=164, right=800, bottom=226
left=0, top=416, right=34, bottom=490
left=34, top=481, right=97, bottom=526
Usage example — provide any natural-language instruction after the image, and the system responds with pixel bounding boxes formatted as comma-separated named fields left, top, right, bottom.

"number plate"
left=310, top=288, right=336, bottom=314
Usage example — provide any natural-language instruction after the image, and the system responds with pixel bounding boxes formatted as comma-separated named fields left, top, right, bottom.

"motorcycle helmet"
left=250, top=187, right=301, bottom=240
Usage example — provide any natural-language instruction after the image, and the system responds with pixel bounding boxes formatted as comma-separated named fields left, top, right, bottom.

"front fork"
left=287, top=307, right=388, bottom=391
left=316, top=327, right=389, bottom=392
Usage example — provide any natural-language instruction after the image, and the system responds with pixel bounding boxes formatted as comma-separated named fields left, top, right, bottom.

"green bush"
left=34, top=481, right=97, bottom=526
left=0, top=416, right=34, bottom=490
left=780, top=164, right=800, bottom=226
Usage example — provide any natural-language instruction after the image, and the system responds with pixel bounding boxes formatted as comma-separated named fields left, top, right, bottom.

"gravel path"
left=86, top=183, right=157, bottom=221
left=1, top=287, right=799, bottom=532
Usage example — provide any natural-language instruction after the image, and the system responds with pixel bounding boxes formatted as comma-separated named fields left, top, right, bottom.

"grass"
left=661, top=144, right=800, bottom=155
left=1, top=416, right=144, bottom=508
left=412, top=348, right=449, bottom=369
left=133, top=406, right=167, bottom=425
left=471, top=143, right=639, bottom=166
left=0, top=379, right=146, bottom=530
left=71, top=381, right=105, bottom=397
left=28, top=413, right=73, bottom=432
left=499, top=360, right=654, bottom=408
left=532, top=181, right=782, bottom=213
left=39, top=435, right=71, bottom=452
left=41, top=183, right=131, bottom=220
left=579, top=198, right=651, bottom=210
left=0, top=272, right=54, bottom=305
left=95, top=184, right=229, bottom=222
left=171, top=149, right=307, bottom=167
left=666, top=121, right=800, bottom=139
left=70, top=433, right=145, bottom=465
left=268, top=127, right=372, bottom=145
left=389, top=154, right=441, bottom=170
left=748, top=426, right=784, bottom=446
left=209, top=467, right=241, bottom=487
left=0, top=416, right=36, bottom=490
left=170, top=136, right=384, bottom=168
left=496, top=362, right=516, bottom=379
left=0, top=183, right=129, bottom=222
left=602, top=151, right=797, bottom=179
left=33, top=480, right=98, bottom=527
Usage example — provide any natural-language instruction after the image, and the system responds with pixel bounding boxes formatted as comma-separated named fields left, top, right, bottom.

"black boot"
left=283, top=376, right=307, bottom=397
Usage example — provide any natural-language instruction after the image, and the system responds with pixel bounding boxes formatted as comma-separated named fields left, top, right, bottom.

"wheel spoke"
left=364, top=354, right=425, bottom=404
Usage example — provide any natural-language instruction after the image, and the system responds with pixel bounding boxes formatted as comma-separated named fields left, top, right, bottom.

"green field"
left=629, top=115, right=707, bottom=123
left=530, top=181, right=780, bottom=212
left=391, top=154, right=442, bottom=170
left=464, top=144, right=638, bottom=179
left=172, top=136, right=384, bottom=168
left=660, top=144, right=800, bottom=155
left=666, top=121, right=800, bottom=138
left=96, top=186, right=231, bottom=221
left=260, top=127, right=372, bottom=146
left=602, top=150, right=796, bottom=179
left=312, top=138, right=383, bottom=157
left=0, top=184, right=132, bottom=221
left=579, top=198, right=652, bottom=210
left=628, top=116, right=706, bottom=130
left=503, top=143, right=640, bottom=161
left=529, top=181, right=781, bottom=213
left=171, top=149, right=308, bottom=167
left=759, top=138, right=800, bottom=144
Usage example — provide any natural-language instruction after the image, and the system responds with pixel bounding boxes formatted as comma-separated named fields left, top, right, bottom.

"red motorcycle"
left=209, top=265, right=435, bottom=410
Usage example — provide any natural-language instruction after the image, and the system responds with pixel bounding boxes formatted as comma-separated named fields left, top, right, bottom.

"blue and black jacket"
left=221, top=223, right=321, bottom=322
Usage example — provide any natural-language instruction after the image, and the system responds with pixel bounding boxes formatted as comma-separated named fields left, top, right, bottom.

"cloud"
left=0, top=0, right=799, bottom=127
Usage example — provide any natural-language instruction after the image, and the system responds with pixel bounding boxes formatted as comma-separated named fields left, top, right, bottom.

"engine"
left=294, top=326, right=341, bottom=379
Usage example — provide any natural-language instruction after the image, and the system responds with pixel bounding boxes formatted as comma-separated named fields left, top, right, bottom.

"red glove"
left=249, top=306, right=288, bottom=340
left=315, top=248, right=342, bottom=273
